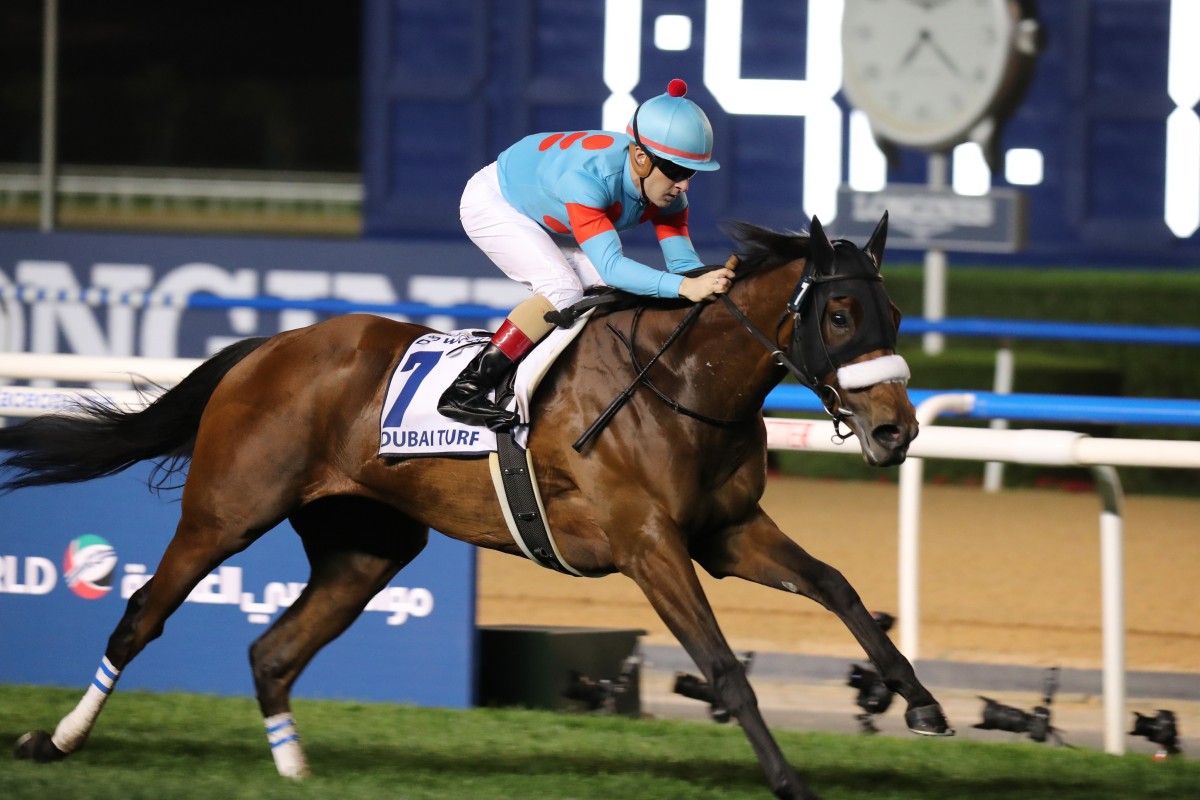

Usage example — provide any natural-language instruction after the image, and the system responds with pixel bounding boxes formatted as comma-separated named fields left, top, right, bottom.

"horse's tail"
left=0, top=337, right=270, bottom=493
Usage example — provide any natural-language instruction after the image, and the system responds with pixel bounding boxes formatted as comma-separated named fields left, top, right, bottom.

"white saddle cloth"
left=377, top=312, right=590, bottom=458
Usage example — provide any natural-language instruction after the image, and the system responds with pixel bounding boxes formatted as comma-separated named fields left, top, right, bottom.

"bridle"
left=721, top=262, right=891, bottom=441
left=614, top=255, right=898, bottom=442
left=573, top=215, right=903, bottom=454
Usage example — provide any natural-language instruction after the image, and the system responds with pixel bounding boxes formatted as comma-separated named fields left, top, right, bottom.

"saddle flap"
left=510, top=308, right=594, bottom=424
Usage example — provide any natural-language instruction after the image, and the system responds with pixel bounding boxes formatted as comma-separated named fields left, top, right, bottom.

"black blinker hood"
left=790, top=213, right=896, bottom=386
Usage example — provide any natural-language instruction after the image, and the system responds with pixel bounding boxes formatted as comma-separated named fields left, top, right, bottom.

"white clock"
left=841, top=0, right=1041, bottom=166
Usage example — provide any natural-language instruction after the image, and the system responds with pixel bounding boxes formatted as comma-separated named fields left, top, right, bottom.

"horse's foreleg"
left=15, top=517, right=267, bottom=763
left=617, top=526, right=817, bottom=800
left=248, top=523, right=427, bottom=779
left=694, top=511, right=953, bottom=736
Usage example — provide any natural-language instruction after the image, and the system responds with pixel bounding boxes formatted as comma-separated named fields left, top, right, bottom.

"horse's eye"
left=830, top=310, right=850, bottom=327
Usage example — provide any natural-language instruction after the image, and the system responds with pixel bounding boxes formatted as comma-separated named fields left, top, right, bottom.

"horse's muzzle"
left=862, top=420, right=917, bottom=467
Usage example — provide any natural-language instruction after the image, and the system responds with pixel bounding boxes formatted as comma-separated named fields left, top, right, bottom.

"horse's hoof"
left=905, top=704, right=956, bottom=736
left=14, top=730, right=67, bottom=762
left=772, top=777, right=820, bottom=800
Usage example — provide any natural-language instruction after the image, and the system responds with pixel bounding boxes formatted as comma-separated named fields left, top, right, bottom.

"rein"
left=720, top=290, right=856, bottom=442
left=611, top=306, right=745, bottom=428
left=571, top=300, right=708, bottom=452
left=572, top=261, right=890, bottom=450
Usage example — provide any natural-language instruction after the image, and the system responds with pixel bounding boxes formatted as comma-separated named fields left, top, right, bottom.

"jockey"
left=439, top=78, right=735, bottom=431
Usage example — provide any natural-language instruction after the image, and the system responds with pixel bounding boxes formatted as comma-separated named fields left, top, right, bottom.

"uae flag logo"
left=63, top=535, right=117, bottom=600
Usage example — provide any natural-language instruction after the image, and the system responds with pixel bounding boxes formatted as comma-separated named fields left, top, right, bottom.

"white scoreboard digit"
left=603, top=0, right=1200, bottom=238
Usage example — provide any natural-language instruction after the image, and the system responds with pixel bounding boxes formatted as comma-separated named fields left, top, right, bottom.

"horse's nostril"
left=873, top=424, right=902, bottom=447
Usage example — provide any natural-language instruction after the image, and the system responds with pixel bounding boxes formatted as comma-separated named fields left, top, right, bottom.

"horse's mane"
left=552, top=221, right=811, bottom=325
left=724, top=220, right=812, bottom=276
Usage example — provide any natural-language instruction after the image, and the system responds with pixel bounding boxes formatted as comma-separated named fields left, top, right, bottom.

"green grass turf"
left=1, top=685, right=1195, bottom=799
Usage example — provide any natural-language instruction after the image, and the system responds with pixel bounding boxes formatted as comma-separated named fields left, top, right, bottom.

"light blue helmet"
left=626, top=78, right=720, bottom=173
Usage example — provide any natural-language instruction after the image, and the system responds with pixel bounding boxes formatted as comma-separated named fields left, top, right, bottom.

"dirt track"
left=478, top=476, right=1200, bottom=673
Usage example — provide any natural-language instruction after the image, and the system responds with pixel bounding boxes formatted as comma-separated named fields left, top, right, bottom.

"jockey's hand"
left=679, top=267, right=734, bottom=303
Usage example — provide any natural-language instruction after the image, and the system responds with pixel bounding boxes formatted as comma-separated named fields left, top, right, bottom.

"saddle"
left=379, top=268, right=727, bottom=576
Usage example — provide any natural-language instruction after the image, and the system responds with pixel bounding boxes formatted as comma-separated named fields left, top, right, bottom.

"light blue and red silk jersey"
left=496, top=130, right=706, bottom=298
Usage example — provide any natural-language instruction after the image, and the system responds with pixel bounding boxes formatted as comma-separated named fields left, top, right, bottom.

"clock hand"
left=925, top=34, right=962, bottom=77
left=897, top=29, right=963, bottom=77
left=897, top=31, right=928, bottom=70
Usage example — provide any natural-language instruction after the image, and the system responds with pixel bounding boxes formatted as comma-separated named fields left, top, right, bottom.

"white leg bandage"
left=837, top=355, right=910, bottom=390
left=265, top=712, right=310, bottom=779
left=51, top=656, right=119, bottom=753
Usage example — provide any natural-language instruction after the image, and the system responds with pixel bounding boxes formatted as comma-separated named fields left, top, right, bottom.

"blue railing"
left=4, top=287, right=1199, bottom=427
left=765, top=386, right=1200, bottom=427
left=900, top=317, right=1200, bottom=346
left=3, top=285, right=1198, bottom=347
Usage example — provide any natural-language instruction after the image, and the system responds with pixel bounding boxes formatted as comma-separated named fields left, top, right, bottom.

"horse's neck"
left=704, top=262, right=802, bottom=407
left=704, top=306, right=788, bottom=404
left=641, top=298, right=788, bottom=423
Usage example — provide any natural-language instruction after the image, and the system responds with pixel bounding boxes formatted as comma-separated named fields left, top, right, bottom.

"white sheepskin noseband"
left=836, top=355, right=910, bottom=390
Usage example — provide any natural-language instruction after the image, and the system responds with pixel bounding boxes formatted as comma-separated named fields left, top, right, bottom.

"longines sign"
left=0, top=231, right=527, bottom=360
left=835, top=186, right=1028, bottom=253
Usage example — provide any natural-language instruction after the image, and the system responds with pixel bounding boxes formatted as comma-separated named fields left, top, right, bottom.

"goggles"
left=652, top=157, right=696, bottom=183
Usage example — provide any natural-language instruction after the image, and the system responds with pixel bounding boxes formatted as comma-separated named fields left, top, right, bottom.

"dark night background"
left=0, top=1, right=361, bottom=171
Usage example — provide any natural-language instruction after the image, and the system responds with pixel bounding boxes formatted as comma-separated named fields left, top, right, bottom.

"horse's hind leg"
left=249, top=498, right=428, bottom=778
left=15, top=512, right=276, bottom=763
left=694, top=510, right=954, bottom=736
left=13, top=585, right=154, bottom=762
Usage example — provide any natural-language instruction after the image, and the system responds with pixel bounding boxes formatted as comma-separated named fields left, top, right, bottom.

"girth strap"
left=488, top=431, right=583, bottom=576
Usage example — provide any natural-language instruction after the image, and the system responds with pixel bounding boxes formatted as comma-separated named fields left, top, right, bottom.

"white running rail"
left=0, top=354, right=201, bottom=417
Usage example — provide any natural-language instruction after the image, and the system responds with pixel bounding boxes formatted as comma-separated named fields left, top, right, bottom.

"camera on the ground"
left=973, top=667, right=1066, bottom=746
left=563, top=655, right=641, bottom=713
left=848, top=664, right=894, bottom=716
left=671, top=651, right=754, bottom=724
left=1129, top=709, right=1181, bottom=756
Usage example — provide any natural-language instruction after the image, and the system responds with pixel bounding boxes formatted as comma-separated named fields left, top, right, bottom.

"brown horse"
left=3, top=215, right=951, bottom=800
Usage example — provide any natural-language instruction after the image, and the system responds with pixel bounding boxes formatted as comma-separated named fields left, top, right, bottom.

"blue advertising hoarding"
left=0, top=462, right=476, bottom=706
left=0, top=230, right=675, bottom=359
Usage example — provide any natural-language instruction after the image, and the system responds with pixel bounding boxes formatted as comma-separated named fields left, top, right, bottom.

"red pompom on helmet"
left=667, top=78, right=688, bottom=97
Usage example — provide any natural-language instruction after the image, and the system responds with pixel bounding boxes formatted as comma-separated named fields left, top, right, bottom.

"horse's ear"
left=809, top=215, right=834, bottom=273
left=865, top=211, right=888, bottom=271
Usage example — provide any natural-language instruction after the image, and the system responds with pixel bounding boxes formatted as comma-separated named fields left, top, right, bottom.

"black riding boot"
left=438, top=343, right=520, bottom=431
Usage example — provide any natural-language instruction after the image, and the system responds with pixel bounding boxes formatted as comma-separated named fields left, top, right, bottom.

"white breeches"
left=460, top=163, right=604, bottom=311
